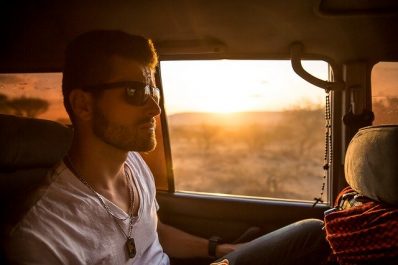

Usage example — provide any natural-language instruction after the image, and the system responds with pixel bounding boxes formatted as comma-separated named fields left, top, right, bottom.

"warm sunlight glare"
left=160, top=60, right=328, bottom=114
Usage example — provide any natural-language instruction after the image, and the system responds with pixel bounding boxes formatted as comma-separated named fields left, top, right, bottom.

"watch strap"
left=208, top=236, right=222, bottom=258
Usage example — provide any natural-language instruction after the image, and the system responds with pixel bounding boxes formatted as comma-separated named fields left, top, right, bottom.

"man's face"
left=90, top=55, right=161, bottom=152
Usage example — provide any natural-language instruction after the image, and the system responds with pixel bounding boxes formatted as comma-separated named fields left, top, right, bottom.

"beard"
left=92, top=106, right=157, bottom=152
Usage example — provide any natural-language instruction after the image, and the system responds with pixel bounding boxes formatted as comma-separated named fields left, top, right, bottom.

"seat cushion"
left=0, top=114, right=73, bottom=170
left=345, top=125, right=398, bottom=206
left=0, top=115, right=73, bottom=241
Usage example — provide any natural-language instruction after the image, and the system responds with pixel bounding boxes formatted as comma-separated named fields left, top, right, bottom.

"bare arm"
left=157, top=221, right=240, bottom=259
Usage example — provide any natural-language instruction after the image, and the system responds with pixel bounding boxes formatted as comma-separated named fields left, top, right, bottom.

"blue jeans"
left=219, top=219, right=330, bottom=265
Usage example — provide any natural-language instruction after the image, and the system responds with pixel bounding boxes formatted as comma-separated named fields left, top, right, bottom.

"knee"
left=295, top=218, right=324, bottom=229
left=290, top=218, right=325, bottom=241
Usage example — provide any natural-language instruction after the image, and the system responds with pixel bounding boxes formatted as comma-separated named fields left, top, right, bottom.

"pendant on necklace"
left=126, top=237, right=136, bottom=259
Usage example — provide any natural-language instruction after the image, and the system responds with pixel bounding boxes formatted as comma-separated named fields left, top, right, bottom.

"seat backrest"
left=345, top=124, right=398, bottom=206
left=0, top=114, right=73, bottom=237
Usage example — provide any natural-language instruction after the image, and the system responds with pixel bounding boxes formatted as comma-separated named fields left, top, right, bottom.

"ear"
left=69, top=89, right=94, bottom=121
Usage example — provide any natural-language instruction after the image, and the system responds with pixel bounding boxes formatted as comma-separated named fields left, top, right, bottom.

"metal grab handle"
left=290, top=42, right=344, bottom=91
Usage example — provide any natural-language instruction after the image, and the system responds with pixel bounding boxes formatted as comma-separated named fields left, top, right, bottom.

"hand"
left=210, top=259, right=229, bottom=265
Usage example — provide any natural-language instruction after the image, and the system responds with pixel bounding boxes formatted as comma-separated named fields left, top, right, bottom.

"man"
left=6, top=30, right=237, bottom=264
left=7, top=30, right=329, bottom=264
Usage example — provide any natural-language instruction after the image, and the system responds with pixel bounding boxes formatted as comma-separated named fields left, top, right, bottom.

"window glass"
left=0, top=73, right=69, bottom=123
left=160, top=60, right=329, bottom=201
left=371, top=62, right=398, bottom=125
left=0, top=73, right=168, bottom=189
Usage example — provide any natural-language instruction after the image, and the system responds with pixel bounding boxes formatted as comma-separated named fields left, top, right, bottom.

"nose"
left=145, top=96, right=161, bottom=117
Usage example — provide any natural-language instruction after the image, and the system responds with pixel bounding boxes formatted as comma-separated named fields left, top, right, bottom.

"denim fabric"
left=220, top=219, right=330, bottom=265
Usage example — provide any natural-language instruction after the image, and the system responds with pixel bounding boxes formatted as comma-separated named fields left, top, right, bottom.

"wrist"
left=208, top=236, right=222, bottom=258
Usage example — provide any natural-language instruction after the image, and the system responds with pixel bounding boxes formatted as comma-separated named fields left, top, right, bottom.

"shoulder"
left=10, top=161, right=96, bottom=237
left=5, top=162, right=84, bottom=264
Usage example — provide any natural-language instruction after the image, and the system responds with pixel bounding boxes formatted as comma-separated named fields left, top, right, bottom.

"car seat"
left=0, top=114, right=73, bottom=262
left=324, top=125, right=398, bottom=264
left=344, top=125, right=398, bottom=205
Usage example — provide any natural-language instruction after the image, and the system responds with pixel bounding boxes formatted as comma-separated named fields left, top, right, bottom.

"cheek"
left=100, top=101, right=142, bottom=124
left=95, top=91, right=144, bottom=124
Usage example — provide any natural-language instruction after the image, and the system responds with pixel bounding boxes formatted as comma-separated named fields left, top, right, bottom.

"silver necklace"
left=65, top=155, right=137, bottom=259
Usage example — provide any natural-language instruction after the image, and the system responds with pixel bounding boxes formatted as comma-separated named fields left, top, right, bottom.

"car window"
left=0, top=73, right=68, bottom=123
left=160, top=60, right=330, bottom=202
left=0, top=61, right=331, bottom=203
left=0, top=72, right=169, bottom=189
left=371, top=62, right=398, bottom=125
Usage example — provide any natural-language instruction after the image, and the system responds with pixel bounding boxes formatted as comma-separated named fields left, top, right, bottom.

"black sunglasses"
left=83, top=81, right=160, bottom=106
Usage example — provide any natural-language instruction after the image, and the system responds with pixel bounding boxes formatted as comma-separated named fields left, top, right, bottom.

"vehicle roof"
left=1, top=0, right=398, bottom=71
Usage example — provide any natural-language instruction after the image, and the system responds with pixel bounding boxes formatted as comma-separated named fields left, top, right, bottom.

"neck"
left=67, top=131, right=129, bottom=190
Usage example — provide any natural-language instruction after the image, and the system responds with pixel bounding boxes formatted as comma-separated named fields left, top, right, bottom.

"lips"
left=139, top=119, right=156, bottom=131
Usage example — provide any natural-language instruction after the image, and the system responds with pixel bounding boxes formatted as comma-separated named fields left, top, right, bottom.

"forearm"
left=158, top=221, right=208, bottom=258
left=157, top=221, right=238, bottom=259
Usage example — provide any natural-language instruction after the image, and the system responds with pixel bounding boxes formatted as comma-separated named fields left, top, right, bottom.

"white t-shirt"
left=7, top=152, right=170, bottom=265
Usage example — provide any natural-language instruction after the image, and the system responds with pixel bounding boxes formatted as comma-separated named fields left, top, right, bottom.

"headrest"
left=345, top=125, right=398, bottom=206
left=0, top=114, right=73, bottom=170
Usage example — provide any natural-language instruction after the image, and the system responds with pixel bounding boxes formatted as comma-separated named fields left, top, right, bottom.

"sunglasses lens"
left=125, top=84, right=145, bottom=105
left=125, top=85, right=160, bottom=106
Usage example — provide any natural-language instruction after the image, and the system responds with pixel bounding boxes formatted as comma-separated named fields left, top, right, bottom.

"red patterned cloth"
left=324, top=187, right=398, bottom=265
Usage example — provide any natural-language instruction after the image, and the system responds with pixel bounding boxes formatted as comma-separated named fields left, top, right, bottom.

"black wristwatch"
left=208, top=236, right=222, bottom=258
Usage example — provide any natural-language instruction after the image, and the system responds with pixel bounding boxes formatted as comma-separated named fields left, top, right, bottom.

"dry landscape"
left=168, top=109, right=327, bottom=202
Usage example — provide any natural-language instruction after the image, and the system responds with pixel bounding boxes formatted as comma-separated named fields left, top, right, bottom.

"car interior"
left=1, top=0, right=398, bottom=264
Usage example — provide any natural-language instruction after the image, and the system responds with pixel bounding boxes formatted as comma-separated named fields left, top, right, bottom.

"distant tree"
left=197, top=123, right=220, bottom=152
left=279, top=106, right=324, bottom=157
left=241, top=123, right=270, bottom=151
left=0, top=93, right=11, bottom=114
left=373, top=97, right=398, bottom=124
left=7, top=96, right=49, bottom=118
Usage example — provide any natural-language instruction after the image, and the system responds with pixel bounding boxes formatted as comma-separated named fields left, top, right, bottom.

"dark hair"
left=62, top=30, right=158, bottom=120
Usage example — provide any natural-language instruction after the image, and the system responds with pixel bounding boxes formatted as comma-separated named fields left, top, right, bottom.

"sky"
left=160, top=60, right=329, bottom=114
